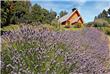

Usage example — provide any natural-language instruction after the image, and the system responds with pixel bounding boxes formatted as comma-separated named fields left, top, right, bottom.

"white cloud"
left=75, top=0, right=87, bottom=5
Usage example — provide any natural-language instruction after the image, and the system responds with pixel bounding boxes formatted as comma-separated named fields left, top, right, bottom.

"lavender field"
left=1, top=0, right=110, bottom=74
left=1, top=26, right=110, bottom=74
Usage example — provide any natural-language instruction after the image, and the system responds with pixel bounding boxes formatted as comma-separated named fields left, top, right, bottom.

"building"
left=58, top=8, right=84, bottom=28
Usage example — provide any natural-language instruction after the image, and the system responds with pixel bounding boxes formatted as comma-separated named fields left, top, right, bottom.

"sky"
left=31, top=0, right=110, bottom=23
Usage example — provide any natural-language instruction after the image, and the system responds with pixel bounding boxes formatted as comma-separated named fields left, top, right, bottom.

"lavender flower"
left=1, top=26, right=109, bottom=74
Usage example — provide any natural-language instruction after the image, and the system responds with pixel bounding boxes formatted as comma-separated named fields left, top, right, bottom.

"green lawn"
left=63, top=27, right=83, bottom=31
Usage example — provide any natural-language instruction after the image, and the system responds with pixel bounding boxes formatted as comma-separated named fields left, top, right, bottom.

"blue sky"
left=31, top=0, right=110, bottom=23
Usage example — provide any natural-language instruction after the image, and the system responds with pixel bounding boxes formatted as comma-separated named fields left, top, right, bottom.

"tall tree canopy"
left=48, top=9, right=57, bottom=23
left=59, top=10, right=68, bottom=18
left=96, top=9, right=110, bottom=19
left=11, top=1, right=31, bottom=23
left=1, top=1, right=57, bottom=27
left=1, top=1, right=31, bottom=27
left=31, top=4, right=57, bottom=24
left=31, top=4, right=42, bottom=22
left=94, top=8, right=110, bottom=25
left=108, top=8, right=110, bottom=15
left=1, top=1, right=15, bottom=27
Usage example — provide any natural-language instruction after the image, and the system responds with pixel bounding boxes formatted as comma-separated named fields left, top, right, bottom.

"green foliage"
left=1, top=1, right=57, bottom=27
left=92, top=8, right=110, bottom=35
left=59, top=10, right=68, bottom=18
left=87, top=18, right=110, bottom=35
left=95, top=8, right=110, bottom=20
left=104, top=18, right=110, bottom=24
left=12, top=1, right=31, bottom=23
left=96, top=9, right=108, bottom=19
left=94, top=19, right=110, bottom=27
left=86, top=20, right=110, bottom=35
left=93, top=8, right=110, bottom=34
left=87, top=18, right=110, bottom=28
left=96, top=27, right=110, bottom=35
left=51, top=19, right=60, bottom=30
left=48, top=9, right=57, bottom=23
left=1, top=1, right=15, bottom=27
left=31, top=4, right=57, bottom=24
left=1, top=24, right=20, bottom=31
left=1, top=1, right=31, bottom=27
left=31, top=4, right=42, bottom=22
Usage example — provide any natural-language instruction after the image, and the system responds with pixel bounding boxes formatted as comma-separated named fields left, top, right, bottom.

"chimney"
left=72, top=8, right=77, bottom=12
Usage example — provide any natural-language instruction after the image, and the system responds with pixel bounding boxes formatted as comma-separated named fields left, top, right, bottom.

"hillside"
left=1, top=1, right=110, bottom=74
left=1, top=25, right=110, bottom=74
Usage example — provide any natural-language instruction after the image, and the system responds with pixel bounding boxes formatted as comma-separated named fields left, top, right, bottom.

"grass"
left=1, top=24, right=20, bottom=31
left=64, top=27, right=83, bottom=31
left=59, top=24, right=84, bottom=31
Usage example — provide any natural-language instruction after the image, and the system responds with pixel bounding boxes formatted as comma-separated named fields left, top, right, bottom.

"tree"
left=48, top=9, right=57, bottom=23
left=59, top=10, right=68, bottom=18
left=31, top=4, right=57, bottom=24
left=97, top=10, right=108, bottom=18
left=94, top=8, right=110, bottom=24
left=31, top=3, right=42, bottom=22
left=11, top=1, right=31, bottom=23
left=1, top=1, right=15, bottom=27
left=1, top=1, right=31, bottom=27
left=50, top=9, right=57, bottom=19
left=1, top=1, right=57, bottom=27
left=107, top=8, right=110, bottom=15
left=41, top=8, right=50, bottom=23
left=101, top=10, right=108, bottom=18
left=94, top=16, right=97, bottom=20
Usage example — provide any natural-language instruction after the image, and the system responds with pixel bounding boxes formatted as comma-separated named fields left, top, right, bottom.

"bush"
left=1, top=26, right=109, bottom=74
left=94, top=19, right=110, bottom=27
left=98, top=27, right=110, bottom=35
left=1, top=24, right=20, bottom=32
left=51, top=19, right=61, bottom=31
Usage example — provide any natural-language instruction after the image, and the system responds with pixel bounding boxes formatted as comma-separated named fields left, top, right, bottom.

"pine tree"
left=59, top=10, right=68, bottom=18
left=101, top=9, right=108, bottom=18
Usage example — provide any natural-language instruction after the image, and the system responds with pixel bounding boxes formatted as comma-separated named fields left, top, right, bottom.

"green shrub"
left=1, top=24, right=20, bottom=31
left=103, top=27, right=110, bottom=35
left=96, top=27, right=110, bottom=35
left=94, top=19, right=110, bottom=27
